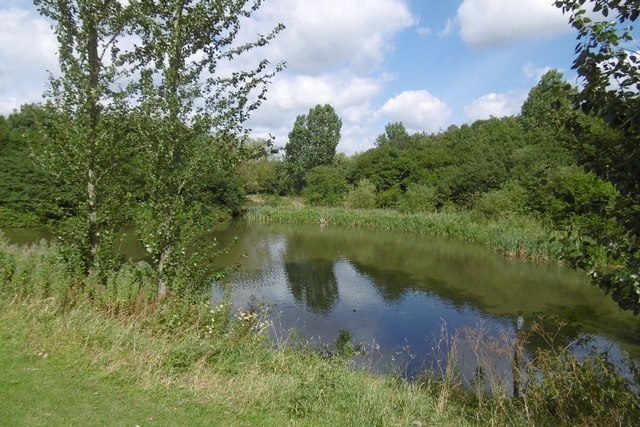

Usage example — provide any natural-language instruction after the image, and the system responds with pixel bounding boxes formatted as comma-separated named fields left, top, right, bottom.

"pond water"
left=206, top=220, right=640, bottom=380
left=4, top=221, right=639, bottom=381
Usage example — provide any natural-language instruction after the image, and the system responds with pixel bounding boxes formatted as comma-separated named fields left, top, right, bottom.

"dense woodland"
left=0, top=71, right=615, bottom=230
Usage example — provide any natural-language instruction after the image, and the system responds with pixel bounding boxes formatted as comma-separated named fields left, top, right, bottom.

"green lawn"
left=0, top=333, right=235, bottom=426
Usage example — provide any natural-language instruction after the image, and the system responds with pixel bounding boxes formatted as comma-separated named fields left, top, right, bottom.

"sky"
left=0, top=0, right=584, bottom=154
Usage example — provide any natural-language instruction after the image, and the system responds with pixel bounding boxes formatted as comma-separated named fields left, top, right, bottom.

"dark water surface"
left=206, top=220, right=640, bottom=379
left=4, top=221, right=639, bottom=380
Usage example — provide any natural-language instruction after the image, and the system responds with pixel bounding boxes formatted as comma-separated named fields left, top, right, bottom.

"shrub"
left=474, top=181, right=528, bottom=218
left=523, top=320, right=640, bottom=425
left=303, top=165, right=347, bottom=207
left=398, top=183, right=439, bottom=213
left=376, top=184, right=402, bottom=208
left=344, top=179, right=376, bottom=209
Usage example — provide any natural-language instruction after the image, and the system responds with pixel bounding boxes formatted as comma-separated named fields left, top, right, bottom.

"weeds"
left=522, top=319, right=640, bottom=426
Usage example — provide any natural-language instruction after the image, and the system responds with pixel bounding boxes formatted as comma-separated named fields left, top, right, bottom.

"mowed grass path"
left=0, top=331, right=233, bottom=426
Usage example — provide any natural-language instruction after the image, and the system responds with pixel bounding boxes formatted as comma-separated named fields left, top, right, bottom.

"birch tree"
left=34, top=0, right=135, bottom=274
left=128, top=0, right=284, bottom=298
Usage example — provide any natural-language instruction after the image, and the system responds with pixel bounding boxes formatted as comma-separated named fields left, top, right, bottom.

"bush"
left=344, top=179, right=376, bottom=209
left=376, top=184, right=402, bottom=209
left=302, top=166, right=347, bottom=207
left=523, top=320, right=640, bottom=426
left=473, top=181, right=528, bottom=218
left=398, top=183, right=439, bottom=213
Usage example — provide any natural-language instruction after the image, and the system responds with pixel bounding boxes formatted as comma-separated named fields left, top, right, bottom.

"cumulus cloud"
left=464, top=91, right=526, bottom=122
left=457, top=0, right=570, bottom=47
left=243, top=0, right=415, bottom=73
left=248, top=73, right=386, bottom=128
left=246, top=72, right=389, bottom=153
left=231, top=0, right=417, bottom=153
left=0, top=7, right=57, bottom=114
left=378, top=90, right=451, bottom=133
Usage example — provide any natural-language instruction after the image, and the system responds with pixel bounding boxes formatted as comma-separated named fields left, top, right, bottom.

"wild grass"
left=0, top=238, right=469, bottom=426
left=246, top=205, right=561, bottom=262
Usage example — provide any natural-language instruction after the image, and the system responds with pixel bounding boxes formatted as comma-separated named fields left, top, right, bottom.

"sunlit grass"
left=3, top=237, right=636, bottom=426
left=0, top=239, right=469, bottom=426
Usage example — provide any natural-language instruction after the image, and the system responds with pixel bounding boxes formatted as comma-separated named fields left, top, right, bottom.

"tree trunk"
left=85, top=7, right=101, bottom=273
left=157, top=245, right=172, bottom=300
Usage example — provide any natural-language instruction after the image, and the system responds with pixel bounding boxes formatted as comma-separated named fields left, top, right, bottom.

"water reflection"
left=209, top=220, right=640, bottom=378
left=285, top=260, right=339, bottom=314
left=5, top=221, right=639, bottom=378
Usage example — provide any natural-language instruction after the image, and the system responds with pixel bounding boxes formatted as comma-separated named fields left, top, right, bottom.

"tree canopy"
left=284, top=104, right=342, bottom=191
left=556, top=0, right=640, bottom=313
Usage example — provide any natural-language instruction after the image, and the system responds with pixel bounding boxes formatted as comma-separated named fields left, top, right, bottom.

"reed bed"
left=246, top=206, right=562, bottom=262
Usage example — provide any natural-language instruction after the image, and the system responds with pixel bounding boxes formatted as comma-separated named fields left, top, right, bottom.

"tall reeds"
left=246, top=206, right=561, bottom=262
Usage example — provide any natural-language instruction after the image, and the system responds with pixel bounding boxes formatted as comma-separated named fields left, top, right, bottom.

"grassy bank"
left=0, top=239, right=472, bottom=426
left=2, top=238, right=637, bottom=426
left=246, top=205, right=561, bottom=262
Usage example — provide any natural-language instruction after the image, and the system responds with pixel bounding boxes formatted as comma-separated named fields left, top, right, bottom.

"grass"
left=0, top=296, right=472, bottom=426
left=246, top=205, right=562, bottom=262
left=0, top=239, right=471, bottom=426
left=0, top=332, right=226, bottom=426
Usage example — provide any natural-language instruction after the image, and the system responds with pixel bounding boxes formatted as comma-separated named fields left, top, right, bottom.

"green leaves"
left=32, top=0, right=284, bottom=294
left=556, top=0, right=640, bottom=313
left=285, top=104, right=342, bottom=192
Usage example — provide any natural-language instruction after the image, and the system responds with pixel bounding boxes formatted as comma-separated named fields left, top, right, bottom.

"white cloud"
left=378, top=90, right=451, bottom=133
left=248, top=73, right=386, bottom=128
left=243, top=0, right=415, bottom=74
left=440, top=18, right=456, bottom=36
left=457, top=0, right=570, bottom=47
left=0, top=7, right=57, bottom=114
left=464, top=91, right=526, bottom=122
left=246, top=72, right=388, bottom=154
left=523, top=62, right=553, bottom=81
left=233, top=0, right=417, bottom=153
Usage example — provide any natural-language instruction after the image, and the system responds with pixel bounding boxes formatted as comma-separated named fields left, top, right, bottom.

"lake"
left=206, top=220, right=640, bottom=380
left=4, top=220, right=639, bottom=382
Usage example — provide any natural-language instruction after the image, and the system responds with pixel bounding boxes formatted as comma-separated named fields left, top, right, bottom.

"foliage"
left=523, top=320, right=640, bottom=425
left=0, top=106, right=76, bottom=227
left=124, top=0, right=284, bottom=297
left=376, top=184, right=403, bottom=208
left=344, top=179, right=377, bottom=209
left=555, top=0, right=640, bottom=313
left=398, top=183, right=440, bottom=214
left=375, top=121, right=411, bottom=148
left=302, top=165, right=348, bottom=207
left=472, top=181, right=529, bottom=218
left=284, top=104, right=342, bottom=192
left=247, top=206, right=561, bottom=262
left=520, top=70, right=577, bottom=134
left=32, top=0, right=136, bottom=274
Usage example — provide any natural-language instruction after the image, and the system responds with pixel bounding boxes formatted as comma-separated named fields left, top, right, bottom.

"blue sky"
left=0, top=0, right=584, bottom=154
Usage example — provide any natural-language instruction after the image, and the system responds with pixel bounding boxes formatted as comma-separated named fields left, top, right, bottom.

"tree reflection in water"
left=284, top=260, right=339, bottom=314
